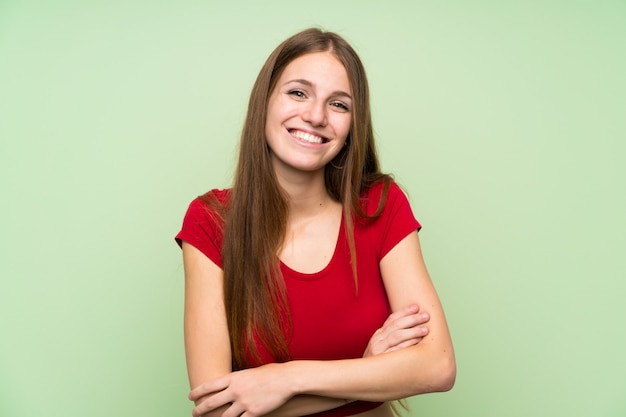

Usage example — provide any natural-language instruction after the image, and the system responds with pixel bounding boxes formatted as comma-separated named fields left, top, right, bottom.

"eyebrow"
left=285, top=79, right=352, bottom=100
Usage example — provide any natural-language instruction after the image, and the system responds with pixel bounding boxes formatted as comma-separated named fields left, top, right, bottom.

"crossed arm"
left=182, top=230, right=455, bottom=417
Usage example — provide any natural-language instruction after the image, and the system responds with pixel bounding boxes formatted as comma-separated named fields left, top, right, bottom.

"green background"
left=1, top=0, right=624, bottom=416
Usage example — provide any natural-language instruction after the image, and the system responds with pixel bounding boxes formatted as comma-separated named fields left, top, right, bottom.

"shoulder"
left=357, top=180, right=421, bottom=259
left=359, top=179, right=408, bottom=217
left=196, top=188, right=231, bottom=208
left=175, top=188, right=231, bottom=266
left=364, top=179, right=405, bottom=199
left=186, top=188, right=231, bottom=219
left=180, top=188, right=231, bottom=238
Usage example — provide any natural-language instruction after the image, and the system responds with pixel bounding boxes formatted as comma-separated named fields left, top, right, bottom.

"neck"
left=273, top=166, right=334, bottom=218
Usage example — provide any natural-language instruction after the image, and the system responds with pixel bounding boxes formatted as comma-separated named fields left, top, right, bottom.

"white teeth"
left=291, top=130, right=324, bottom=144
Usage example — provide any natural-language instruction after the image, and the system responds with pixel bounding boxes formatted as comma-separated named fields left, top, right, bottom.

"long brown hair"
left=219, top=28, right=391, bottom=370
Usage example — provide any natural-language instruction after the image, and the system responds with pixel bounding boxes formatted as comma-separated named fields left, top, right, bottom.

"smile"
left=289, top=129, right=328, bottom=144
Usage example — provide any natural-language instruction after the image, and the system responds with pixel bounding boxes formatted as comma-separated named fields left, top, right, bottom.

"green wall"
left=1, top=1, right=624, bottom=416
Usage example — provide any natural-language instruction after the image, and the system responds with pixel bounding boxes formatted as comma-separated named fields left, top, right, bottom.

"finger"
left=366, top=308, right=429, bottom=357
left=382, top=305, right=420, bottom=326
left=192, top=390, right=232, bottom=417
left=193, top=403, right=231, bottom=417
left=368, top=321, right=419, bottom=354
left=189, top=377, right=229, bottom=401
left=378, top=312, right=430, bottom=340
left=381, top=308, right=429, bottom=332
left=394, top=312, right=430, bottom=330
left=386, top=337, right=423, bottom=353
left=415, top=311, right=430, bottom=325
left=386, top=326, right=429, bottom=348
left=369, top=325, right=424, bottom=355
left=222, top=402, right=246, bottom=417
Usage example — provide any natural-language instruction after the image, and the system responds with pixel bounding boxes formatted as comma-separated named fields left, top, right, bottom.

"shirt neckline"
left=279, top=213, right=345, bottom=281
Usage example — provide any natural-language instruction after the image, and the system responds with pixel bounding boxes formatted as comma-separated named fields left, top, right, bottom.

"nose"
left=302, top=100, right=327, bottom=127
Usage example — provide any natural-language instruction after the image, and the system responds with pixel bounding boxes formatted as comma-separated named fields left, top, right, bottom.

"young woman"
left=176, top=28, right=455, bottom=417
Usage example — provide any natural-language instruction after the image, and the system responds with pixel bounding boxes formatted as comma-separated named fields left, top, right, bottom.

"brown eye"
left=288, top=90, right=306, bottom=98
left=331, top=102, right=350, bottom=112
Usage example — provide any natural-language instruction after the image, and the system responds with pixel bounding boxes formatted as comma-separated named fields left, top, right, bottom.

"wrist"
left=282, top=360, right=306, bottom=396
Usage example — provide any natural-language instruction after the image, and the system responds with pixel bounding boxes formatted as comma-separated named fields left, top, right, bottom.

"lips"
left=289, top=129, right=328, bottom=144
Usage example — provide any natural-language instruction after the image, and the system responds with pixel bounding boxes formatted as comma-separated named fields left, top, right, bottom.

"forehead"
left=278, top=52, right=351, bottom=92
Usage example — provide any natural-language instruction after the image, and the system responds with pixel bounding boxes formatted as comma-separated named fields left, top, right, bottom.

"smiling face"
left=265, top=51, right=352, bottom=177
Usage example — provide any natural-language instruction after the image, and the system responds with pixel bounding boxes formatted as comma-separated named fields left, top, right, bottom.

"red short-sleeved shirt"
left=176, top=181, right=421, bottom=417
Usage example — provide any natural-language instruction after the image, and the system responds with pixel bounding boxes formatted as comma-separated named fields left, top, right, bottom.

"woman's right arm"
left=183, top=242, right=232, bottom=416
left=183, top=242, right=359, bottom=417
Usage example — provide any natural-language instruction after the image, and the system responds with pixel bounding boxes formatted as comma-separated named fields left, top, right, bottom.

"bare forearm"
left=288, top=345, right=456, bottom=402
left=198, top=395, right=349, bottom=417
left=189, top=336, right=454, bottom=417
left=264, top=395, right=350, bottom=417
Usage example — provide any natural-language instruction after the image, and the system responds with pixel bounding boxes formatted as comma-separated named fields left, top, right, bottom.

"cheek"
left=266, top=98, right=295, bottom=129
left=266, top=93, right=284, bottom=121
left=265, top=103, right=283, bottom=138
left=336, top=117, right=352, bottom=141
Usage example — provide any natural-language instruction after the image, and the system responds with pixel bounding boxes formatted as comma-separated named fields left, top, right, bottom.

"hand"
left=363, top=304, right=430, bottom=357
left=189, top=363, right=295, bottom=417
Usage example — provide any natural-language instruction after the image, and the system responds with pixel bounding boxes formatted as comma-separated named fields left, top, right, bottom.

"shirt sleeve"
left=175, top=197, right=224, bottom=268
left=376, top=182, right=422, bottom=260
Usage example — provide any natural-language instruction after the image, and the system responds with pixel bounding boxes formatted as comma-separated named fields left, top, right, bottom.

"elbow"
left=409, top=350, right=456, bottom=394
left=432, top=353, right=456, bottom=392
left=439, top=358, right=456, bottom=392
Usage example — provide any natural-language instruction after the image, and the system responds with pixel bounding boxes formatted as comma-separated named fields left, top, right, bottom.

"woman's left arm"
left=288, top=229, right=456, bottom=399
left=379, top=229, right=456, bottom=391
